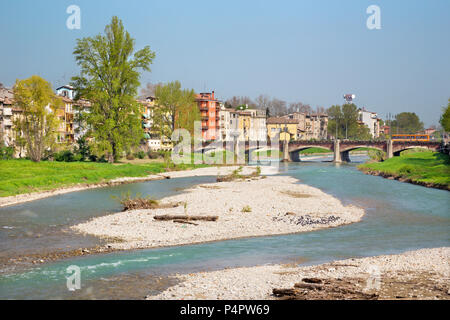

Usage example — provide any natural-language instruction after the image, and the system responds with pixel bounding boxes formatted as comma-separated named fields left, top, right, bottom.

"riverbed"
left=0, top=155, right=449, bottom=299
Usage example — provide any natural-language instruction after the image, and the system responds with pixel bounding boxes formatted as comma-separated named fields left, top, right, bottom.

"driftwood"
left=272, top=288, right=298, bottom=297
left=173, top=219, right=199, bottom=226
left=294, top=282, right=323, bottom=290
left=153, top=215, right=218, bottom=222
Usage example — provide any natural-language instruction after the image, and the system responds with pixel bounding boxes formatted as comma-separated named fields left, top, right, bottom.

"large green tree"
left=13, top=75, right=61, bottom=162
left=152, top=81, right=199, bottom=140
left=327, top=104, right=371, bottom=140
left=390, top=112, right=424, bottom=134
left=440, top=99, right=450, bottom=132
left=71, top=16, right=155, bottom=162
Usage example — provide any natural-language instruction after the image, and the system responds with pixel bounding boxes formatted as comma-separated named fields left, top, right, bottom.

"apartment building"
left=266, top=117, right=298, bottom=141
left=0, top=87, right=15, bottom=147
left=218, top=106, right=267, bottom=141
left=196, top=91, right=220, bottom=141
left=358, top=107, right=380, bottom=138
left=283, top=112, right=328, bottom=140
left=56, top=85, right=91, bottom=143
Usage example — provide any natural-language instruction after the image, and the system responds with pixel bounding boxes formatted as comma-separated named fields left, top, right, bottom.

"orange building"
left=196, top=91, right=220, bottom=140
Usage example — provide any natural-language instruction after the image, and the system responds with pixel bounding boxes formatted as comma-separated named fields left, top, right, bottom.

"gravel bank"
left=147, top=247, right=450, bottom=300
left=72, top=170, right=364, bottom=250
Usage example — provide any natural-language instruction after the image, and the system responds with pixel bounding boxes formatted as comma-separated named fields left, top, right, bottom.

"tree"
left=288, top=102, right=312, bottom=114
left=13, top=75, right=61, bottom=162
left=140, top=82, right=163, bottom=98
left=440, top=99, right=450, bottom=132
left=342, top=104, right=359, bottom=139
left=225, top=96, right=256, bottom=109
left=152, top=81, right=199, bottom=140
left=327, top=105, right=342, bottom=139
left=390, top=112, right=424, bottom=134
left=71, top=16, right=155, bottom=162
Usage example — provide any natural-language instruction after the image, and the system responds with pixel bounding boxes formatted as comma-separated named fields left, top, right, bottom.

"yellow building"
left=266, top=117, right=298, bottom=141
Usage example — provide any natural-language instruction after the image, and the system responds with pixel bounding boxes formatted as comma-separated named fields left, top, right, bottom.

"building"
left=218, top=105, right=267, bottom=142
left=266, top=117, right=298, bottom=141
left=218, top=105, right=239, bottom=141
left=380, top=125, right=390, bottom=135
left=55, top=86, right=91, bottom=143
left=138, top=96, right=172, bottom=150
left=358, top=108, right=380, bottom=138
left=0, top=87, right=15, bottom=147
left=305, top=113, right=328, bottom=140
left=196, top=91, right=220, bottom=141
left=283, top=112, right=328, bottom=140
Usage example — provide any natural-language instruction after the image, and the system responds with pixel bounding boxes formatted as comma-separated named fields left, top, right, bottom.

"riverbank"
left=0, top=161, right=219, bottom=208
left=147, top=247, right=450, bottom=300
left=0, top=159, right=210, bottom=200
left=72, top=169, right=364, bottom=250
left=358, top=151, right=450, bottom=191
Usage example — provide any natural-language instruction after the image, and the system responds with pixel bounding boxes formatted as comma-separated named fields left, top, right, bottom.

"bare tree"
left=270, top=98, right=287, bottom=116
left=140, top=82, right=163, bottom=98
left=225, top=96, right=256, bottom=108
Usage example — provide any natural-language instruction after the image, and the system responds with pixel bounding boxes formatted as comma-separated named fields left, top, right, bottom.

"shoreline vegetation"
left=148, top=247, right=450, bottom=300
left=0, top=159, right=209, bottom=207
left=72, top=167, right=364, bottom=250
left=358, top=151, right=450, bottom=191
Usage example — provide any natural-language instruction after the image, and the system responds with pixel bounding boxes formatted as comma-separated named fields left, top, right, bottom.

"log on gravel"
left=272, top=288, right=299, bottom=297
left=173, top=219, right=199, bottom=226
left=153, top=215, right=218, bottom=221
left=294, top=282, right=323, bottom=290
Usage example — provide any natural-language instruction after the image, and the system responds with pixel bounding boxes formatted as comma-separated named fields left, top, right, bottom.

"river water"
left=0, top=156, right=449, bottom=299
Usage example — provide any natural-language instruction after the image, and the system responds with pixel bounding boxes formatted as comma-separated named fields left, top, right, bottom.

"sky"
left=1, top=0, right=449, bottom=127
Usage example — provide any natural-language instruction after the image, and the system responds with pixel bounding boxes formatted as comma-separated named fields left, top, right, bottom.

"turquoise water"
left=0, top=158, right=449, bottom=299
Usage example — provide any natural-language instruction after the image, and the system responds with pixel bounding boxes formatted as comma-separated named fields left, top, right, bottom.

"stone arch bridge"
left=282, top=140, right=441, bottom=162
left=196, top=140, right=442, bottom=163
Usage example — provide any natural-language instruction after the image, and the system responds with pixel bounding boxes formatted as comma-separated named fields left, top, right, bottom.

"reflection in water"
left=0, top=157, right=449, bottom=299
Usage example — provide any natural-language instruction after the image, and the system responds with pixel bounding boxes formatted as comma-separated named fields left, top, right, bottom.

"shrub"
left=54, top=150, right=75, bottom=162
left=126, top=153, right=135, bottom=160
left=148, top=151, right=159, bottom=159
left=241, top=205, right=252, bottom=213
left=0, top=146, right=14, bottom=160
left=135, top=151, right=146, bottom=159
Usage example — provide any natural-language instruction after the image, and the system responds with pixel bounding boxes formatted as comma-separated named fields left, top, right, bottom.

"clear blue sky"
left=1, top=0, right=449, bottom=127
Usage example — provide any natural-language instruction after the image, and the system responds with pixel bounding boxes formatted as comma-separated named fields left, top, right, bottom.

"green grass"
left=0, top=159, right=206, bottom=197
left=359, top=151, right=450, bottom=187
left=299, top=147, right=331, bottom=154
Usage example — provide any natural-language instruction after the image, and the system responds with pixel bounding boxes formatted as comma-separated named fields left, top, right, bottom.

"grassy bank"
left=0, top=159, right=205, bottom=197
left=358, top=151, right=450, bottom=190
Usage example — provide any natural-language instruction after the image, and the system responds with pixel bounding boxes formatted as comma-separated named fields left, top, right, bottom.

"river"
left=0, top=156, right=449, bottom=299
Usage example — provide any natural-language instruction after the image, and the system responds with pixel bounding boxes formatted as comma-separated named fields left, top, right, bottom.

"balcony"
left=199, top=106, right=208, bottom=111
left=2, top=119, right=12, bottom=127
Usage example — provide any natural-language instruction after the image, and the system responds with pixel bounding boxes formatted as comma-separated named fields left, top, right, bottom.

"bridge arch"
left=288, top=146, right=333, bottom=162
left=339, top=145, right=385, bottom=153
left=392, top=146, right=436, bottom=157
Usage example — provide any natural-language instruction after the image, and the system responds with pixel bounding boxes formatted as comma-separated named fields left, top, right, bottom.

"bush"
left=0, top=146, right=14, bottom=160
left=148, top=151, right=159, bottom=159
left=54, top=150, right=75, bottom=162
left=135, top=151, right=146, bottom=159
left=126, top=153, right=135, bottom=160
